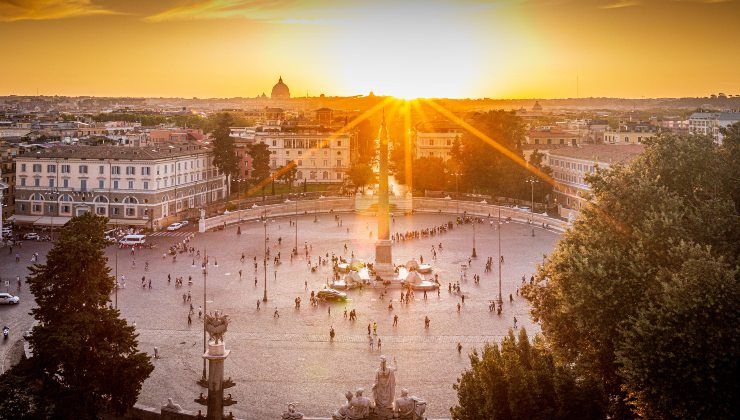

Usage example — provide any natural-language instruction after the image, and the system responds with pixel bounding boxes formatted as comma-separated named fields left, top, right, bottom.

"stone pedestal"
left=374, top=239, right=395, bottom=280
left=203, top=342, right=231, bottom=420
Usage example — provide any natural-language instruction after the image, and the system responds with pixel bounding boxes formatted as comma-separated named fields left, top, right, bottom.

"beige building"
left=11, top=145, right=225, bottom=229
left=545, top=144, right=644, bottom=218
left=603, top=129, right=655, bottom=145
left=413, top=122, right=463, bottom=161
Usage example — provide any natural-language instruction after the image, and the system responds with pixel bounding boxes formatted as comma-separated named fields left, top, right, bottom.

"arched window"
left=322, top=171, right=328, bottom=180
left=58, top=194, right=73, bottom=215
left=93, top=195, right=109, bottom=216
left=161, top=194, right=169, bottom=217
left=30, top=193, right=44, bottom=214
left=122, top=196, right=138, bottom=204
left=93, top=196, right=108, bottom=203
left=30, top=193, right=45, bottom=201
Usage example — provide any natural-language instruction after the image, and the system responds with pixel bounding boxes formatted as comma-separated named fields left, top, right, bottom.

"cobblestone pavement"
left=0, top=212, right=560, bottom=418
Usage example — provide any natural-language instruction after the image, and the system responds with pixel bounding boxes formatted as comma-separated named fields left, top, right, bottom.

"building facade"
left=545, top=144, right=645, bottom=218
left=689, top=112, right=740, bottom=142
left=11, top=145, right=225, bottom=229
left=413, top=122, right=463, bottom=161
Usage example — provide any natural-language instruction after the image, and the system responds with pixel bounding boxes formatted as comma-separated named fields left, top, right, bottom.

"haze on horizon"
left=1, top=0, right=738, bottom=100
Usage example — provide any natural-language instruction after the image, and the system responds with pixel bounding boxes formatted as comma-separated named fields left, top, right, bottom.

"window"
left=99, top=180, right=105, bottom=189
left=126, top=166, right=135, bottom=175
left=272, top=140, right=277, bottom=146
left=21, top=163, right=26, bottom=172
left=112, top=166, right=121, bottom=175
left=20, top=178, right=26, bottom=187
left=96, top=207, right=106, bottom=215
left=128, top=181, right=134, bottom=189
left=63, top=179, right=69, bottom=188
left=80, top=179, right=87, bottom=191
left=337, top=140, right=342, bottom=147
left=143, top=181, right=149, bottom=190
left=99, top=165, right=105, bottom=174
left=142, top=167, right=150, bottom=176
left=336, top=173, right=342, bottom=180
left=34, top=178, right=40, bottom=187
left=336, top=159, right=342, bottom=167
left=336, top=151, right=342, bottom=155
left=33, top=164, right=41, bottom=173
left=61, top=164, right=70, bottom=173
left=79, top=165, right=88, bottom=174
left=32, top=203, right=42, bottom=213
left=49, top=178, right=55, bottom=187
left=47, top=164, right=56, bottom=173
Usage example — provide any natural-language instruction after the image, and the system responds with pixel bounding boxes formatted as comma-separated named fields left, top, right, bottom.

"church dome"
left=271, top=76, right=290, bottom=99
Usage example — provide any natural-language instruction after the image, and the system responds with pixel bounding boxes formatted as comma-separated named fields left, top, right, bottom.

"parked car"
left=0, top=293, right=20, bottom=305
left=316, top=288, right=348, bottom=301
left=180, top=220, right=189, bottom=226
left=167, top=222, right=184, bottom=231
left=23, top=232, right=40, bottom=240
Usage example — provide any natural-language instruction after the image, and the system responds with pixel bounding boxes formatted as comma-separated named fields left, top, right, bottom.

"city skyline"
left=1, top=0, right=739, bottom=99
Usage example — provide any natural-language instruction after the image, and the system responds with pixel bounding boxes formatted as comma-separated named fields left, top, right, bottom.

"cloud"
left=600, top=0, right=640, bottom=8
left=144, top=0, right=296, bottom=23
left=0, top=0, right=121, bottom=21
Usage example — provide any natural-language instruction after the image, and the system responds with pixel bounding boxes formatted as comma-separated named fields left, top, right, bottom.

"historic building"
left=11, top=145, right=226, bottom=229
left=413, top=121, right=463, bottom=161
left=545, top=144, right=644, bottom=218
left=270, top=76, right=291, bottom=100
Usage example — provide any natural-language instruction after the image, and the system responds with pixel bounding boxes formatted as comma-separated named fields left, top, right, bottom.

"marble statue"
left=372, top=356, right=397, bottom=416
left=282, top=402, right=304, bottom=419
left=332, top=391, right=355, bottom=420
left=394, top=388, right=427, bottom=420
left=349, top=388, right=371, bottom=419
left=204, top=310, right=229, bottom=344
left=161, top=398, right=182, bottom=412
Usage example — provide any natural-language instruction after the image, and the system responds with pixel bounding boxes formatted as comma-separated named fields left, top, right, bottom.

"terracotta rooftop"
left=547, top=144, right=645, bottom=164
left=21, top=145, right=211, bottom=161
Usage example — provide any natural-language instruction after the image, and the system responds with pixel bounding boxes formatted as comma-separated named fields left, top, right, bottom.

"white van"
left=119, top=234, right=146, bottom=246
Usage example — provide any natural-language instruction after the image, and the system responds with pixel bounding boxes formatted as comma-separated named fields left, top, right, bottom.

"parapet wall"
left=199, top=197, right=568, bottom=233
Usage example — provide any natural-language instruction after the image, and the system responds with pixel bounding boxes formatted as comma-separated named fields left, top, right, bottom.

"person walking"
left=274, top=308, right=280, bottom=318
left=367, top=323, right=371, bottom=335
left=377, top=338, right=382, bottom=352
left=513, top=316, right=518, bottom=329
left=369, top=334, right=374, bottom=350
left=457, top=342, right=462, bottom=354
left=187, top=313, right=192, bottom=325
left=393, top=314, right=398, bottom=326
left=373, top=322, right=377, bottom=336
left=256, top=300, right=261, bottom=310
left=329, top=326, right=335, bottom=341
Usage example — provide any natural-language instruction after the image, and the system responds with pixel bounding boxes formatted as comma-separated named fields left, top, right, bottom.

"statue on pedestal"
left=349, top=388, right=371, bottom=419
left=394, top=388, right=427, bottom=420
left=204, top=311, right=229, bottom=344
left=332, top=391, right=354, bottom=420
left=282, top=402, right=304, bottom=419
left=372, top=356, right=397, bottom=417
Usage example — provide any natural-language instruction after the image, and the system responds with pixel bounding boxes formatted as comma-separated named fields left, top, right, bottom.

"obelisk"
left=375, top=113, right=394, bottom=279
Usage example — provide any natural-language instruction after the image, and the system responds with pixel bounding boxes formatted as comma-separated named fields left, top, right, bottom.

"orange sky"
left=0, top=0, right=738, bottom=99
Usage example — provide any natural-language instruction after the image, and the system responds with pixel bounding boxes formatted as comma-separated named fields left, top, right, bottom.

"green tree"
left=277, top=160, right=298, bottom=192
left=451, top=328, right=606, bottom=420
left=616, top=245, right=739, bottom=419
left=522, top=133, right=740, bottom=417
left=20, top=213, right=153, bottom=419
left=247, top=142, right=271, bottom=197
left=450, top=110, right=527, bottom=198
left=411, top=157, right=447, bottom=192
left=211, top=112, right=239, bottom=196
left=347, top=163, right=375, bottom=192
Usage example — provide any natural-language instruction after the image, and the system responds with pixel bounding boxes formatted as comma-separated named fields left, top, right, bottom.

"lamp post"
left=294, top=200, right=298, bottom=255
left=497, top=207, right=503, bottom=306
left=471, top=217, right=477, bottom=258
left=526, top=178, right=538, bottom=213
left=262, top=220, right=268, bottom=302
left=200, top=248, right=208, bottom=383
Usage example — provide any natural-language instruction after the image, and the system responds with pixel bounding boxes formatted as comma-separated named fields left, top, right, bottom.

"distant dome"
left=532, top=100, right=543, bottom=111
left=271, top=76, right=290, bottom=99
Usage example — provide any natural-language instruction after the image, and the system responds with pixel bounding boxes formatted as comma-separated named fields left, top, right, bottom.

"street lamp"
left=497, top=207, right=503, bottom=306
left=526, top=178, right=538, bottom=213
left=471, top=218, right=477, bottom=258
left=200, top=248, right=208, bottom=384
left=262, top=220, right=268, bottom=302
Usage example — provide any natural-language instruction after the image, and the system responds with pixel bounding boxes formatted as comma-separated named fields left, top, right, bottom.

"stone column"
left=375, top=115, right=395, bottom=279
left=202, top=342, right=231, bottom=420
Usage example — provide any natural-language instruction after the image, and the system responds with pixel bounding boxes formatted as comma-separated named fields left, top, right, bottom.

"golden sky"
left=1, top=0, right=738, bottom=99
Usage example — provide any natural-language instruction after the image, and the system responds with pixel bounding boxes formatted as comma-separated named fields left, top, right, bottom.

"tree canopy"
left=522, top=130, right=740, bottom=418
left=211, top=112, right=239, bottom=181
left=451, top=328, right=606, bottom=420
left=2, top=213, right=153, bottom=419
